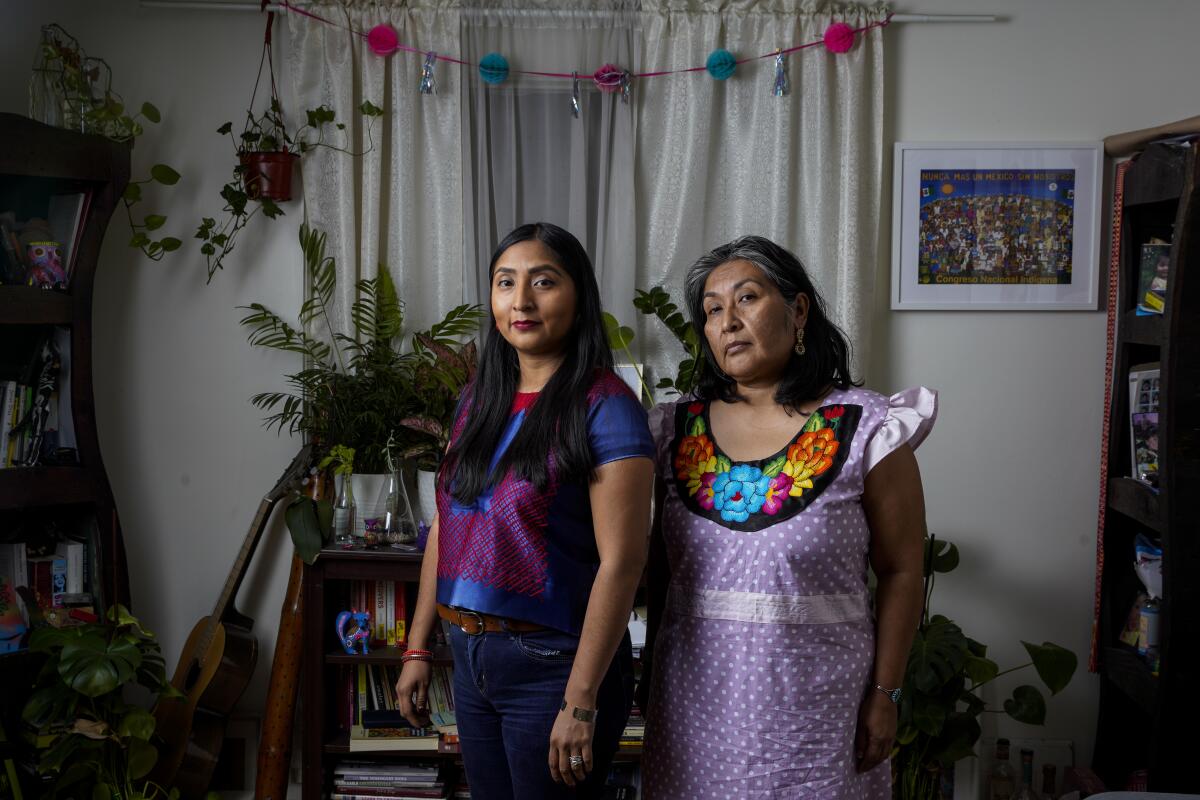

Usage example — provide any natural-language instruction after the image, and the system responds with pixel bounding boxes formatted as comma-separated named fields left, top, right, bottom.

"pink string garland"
left=279, top=1, right=892, bottom=82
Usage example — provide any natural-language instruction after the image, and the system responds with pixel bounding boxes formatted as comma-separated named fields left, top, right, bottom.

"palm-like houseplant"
left=239, top=224, right=482, bottom=559
left=893, top=536, right=1078, bottom=799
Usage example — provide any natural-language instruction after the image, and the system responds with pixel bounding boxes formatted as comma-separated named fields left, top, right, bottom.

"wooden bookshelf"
left=1092, top=141, right=1200, bottom=792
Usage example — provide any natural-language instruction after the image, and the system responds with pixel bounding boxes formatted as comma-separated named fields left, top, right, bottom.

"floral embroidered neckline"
left=670, top=400, right=862, bottom=532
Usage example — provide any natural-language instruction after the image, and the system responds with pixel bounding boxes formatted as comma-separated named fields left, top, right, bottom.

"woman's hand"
left=854, top=689, right=897, bottom=773
left=396, top=660, right=433, bottom=728
left=548, top=705, right=595, bottom=787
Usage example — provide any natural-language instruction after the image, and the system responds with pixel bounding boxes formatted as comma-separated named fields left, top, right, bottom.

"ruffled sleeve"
left=864, top=387, right=938, bottom=473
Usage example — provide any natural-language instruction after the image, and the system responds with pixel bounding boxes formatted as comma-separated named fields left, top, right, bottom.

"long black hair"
left=683, top=235, right=859, bottom=410
left=442, top=223, right=612, bottom=504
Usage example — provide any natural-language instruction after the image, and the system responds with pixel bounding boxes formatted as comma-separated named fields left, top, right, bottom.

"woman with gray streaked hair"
left=639, top=235, right=937, bottom=798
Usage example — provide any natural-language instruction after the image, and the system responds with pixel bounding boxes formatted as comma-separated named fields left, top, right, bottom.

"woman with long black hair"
left=396, top=223, right=654, bottom=799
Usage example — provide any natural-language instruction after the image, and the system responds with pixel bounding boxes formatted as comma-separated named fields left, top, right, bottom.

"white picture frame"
left=614, top=363, right=644, bottom=403
left=891, top=141, right=1103, bottom=310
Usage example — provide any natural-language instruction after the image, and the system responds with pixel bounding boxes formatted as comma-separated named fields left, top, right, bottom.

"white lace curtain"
left=287, top=0, right=886, bottom=383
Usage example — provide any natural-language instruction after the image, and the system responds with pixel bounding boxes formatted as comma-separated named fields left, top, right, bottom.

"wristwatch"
left=873, top=683, right=902, bottom=704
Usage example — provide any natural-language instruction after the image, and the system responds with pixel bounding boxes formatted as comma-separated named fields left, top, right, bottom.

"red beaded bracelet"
left=401, top=648, right=433, bottom=663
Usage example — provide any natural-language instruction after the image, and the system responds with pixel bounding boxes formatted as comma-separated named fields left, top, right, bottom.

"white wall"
left=4, top=0, right=1198, bottom=792
left=879, top=0, right=1200, bottom=780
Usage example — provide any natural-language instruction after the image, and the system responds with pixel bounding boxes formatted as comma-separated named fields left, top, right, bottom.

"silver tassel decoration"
left=571, top=71, right=580, bottom=118
left=773, top=50, right=789, bottom=97
left=620, top=70, right=631, bottom=104
left=419, top=51, right=437, bottom=95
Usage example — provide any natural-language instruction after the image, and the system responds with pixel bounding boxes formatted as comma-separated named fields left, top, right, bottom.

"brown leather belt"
left=437, top=603, right=547, bottom=635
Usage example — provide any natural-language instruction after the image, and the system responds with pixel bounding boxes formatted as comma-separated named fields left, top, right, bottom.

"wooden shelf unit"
left=1092, top=141, right=1200, bottom=792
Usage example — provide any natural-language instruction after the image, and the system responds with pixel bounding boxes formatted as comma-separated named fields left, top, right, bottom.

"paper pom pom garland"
left=367, top=24, right=399, bottom=56
left=275, top=0, right=893, bottom=103
left=705, top=49, right=737, bottom=80
left=593, top=64, right=625, bottom=93
left=479, top=52, right=509, bottom=84
left=823, top=22, right=855, bottom=53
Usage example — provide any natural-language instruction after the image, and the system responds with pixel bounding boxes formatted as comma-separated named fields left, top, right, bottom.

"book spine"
left=395, top=583, right=408, bottom=649
left=51, top=556, right=67, bottom=607
left=374, top=580, right=387, bottom=644
left=384, top=579, right=395, bottom=647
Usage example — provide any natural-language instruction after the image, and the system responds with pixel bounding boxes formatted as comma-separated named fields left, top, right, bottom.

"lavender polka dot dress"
left=642, top=387, right=937, bottom=800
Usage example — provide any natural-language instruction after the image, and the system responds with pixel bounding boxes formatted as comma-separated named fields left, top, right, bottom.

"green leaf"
left=360, top=99, right=384, bottom=117
left=130, top=232, right=150, bottom=248
left=655, top=378, right=673, bottom=389
left=762, top=455, right=787, bottom=478
left=127, top=737, right=159, bottom=778
left=123, top=182, right=142, bottom=203
left=21, top=688, right=59, bottom=728
left=217, top=121, right=233, bottom=135
left=602, top=312, right=635, bottom=350
left=929, top=711, right=982, bottom=765
left=908, top=618, right=970, bottom=694
left=93, top=783, right=115, bottom=800
left=963, top=655, right=998, bottom=685
left=911, top=691, right=946, bottom=736
left=150, top=164, right=181, bottom=185
left=285, top=495, right=326, bottom=564
left=140, top=101, right=161, bottom=123
left=933, top=541, right=960, bottom=573
left=1003, top=684, right=1047, bottom=725
left=161, top=237, right=182, bottom=252
left=118, top=707, right=157, bottom=741
left=144, top=214, right=166, bottom=231
left=1022, top=641, right=1077, bottom=695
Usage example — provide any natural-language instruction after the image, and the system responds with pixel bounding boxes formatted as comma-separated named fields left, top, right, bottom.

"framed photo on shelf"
left=891, top=142, right=1103, bottom=310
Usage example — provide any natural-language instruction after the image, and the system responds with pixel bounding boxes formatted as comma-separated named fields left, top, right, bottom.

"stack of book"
left=0, top=328, right=75, bottom=469
left=332, top=760, right=447, bottom=799
left=619, top=701, right=644, bottom=750
left=346, top=664, right=455, bottom=752
left=348, top=579, right=409, bottom=647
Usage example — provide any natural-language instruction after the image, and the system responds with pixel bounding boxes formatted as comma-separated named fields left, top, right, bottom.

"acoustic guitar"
left=151, top=445, right=313, bottom=798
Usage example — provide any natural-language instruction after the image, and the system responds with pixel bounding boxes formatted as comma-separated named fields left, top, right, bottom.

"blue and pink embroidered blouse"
left=435, top=371, right=654, bottom=634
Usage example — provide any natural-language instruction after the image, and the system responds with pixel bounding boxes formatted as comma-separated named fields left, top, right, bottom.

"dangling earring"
left=794, top=327, right=806, bottom=356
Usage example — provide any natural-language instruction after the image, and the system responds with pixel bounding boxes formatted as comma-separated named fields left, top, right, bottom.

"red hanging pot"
left=240, top=151, right=299, bottom=201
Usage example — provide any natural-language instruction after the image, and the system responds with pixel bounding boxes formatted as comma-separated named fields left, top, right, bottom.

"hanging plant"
left=196, top=16, right=383, bottom=283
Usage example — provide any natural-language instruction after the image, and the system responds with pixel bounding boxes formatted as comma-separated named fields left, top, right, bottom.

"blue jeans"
left=448, top=623, right=633, bottom=800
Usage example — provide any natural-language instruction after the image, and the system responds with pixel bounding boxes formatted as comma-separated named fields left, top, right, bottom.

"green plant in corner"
left=31, top=24, right=182, bottom=261
left=19, top=605, right=211, bottom=800
left=892, top=535, right=1078, bottom=800
left=601, top=311, right=653, bottom=408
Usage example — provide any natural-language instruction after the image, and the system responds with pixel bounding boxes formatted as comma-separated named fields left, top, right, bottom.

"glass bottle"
left=1041, top=763, right=1057, bottom=799
left=988, top=738, right=1016, bottom=800
left=1014, top=748, right=1039, bottom=800
left=333, top=472, right=356, bottom=548
left=381, top=469, right=418, bottom=549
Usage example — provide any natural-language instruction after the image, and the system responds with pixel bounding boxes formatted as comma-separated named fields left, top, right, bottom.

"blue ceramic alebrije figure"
left=335, top=608, right=371, bottom=655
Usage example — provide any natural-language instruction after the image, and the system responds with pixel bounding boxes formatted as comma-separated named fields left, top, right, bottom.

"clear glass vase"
left=380, top=469, right=418, bottom=549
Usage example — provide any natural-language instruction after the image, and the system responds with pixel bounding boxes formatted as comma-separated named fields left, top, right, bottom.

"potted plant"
left=240, top=224, right=482, bottom=559
left=893, top=535, right=1078, bottom=799
left=29, top=24, right=182, bottom=262
left=196, top=23, right=383, bottom=283
left=19, top=605, right=202, bottom=800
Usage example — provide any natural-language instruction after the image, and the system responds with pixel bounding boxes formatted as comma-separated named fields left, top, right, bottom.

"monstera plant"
left=20, top=605, right=196, bottom=800
left=893, top=536, right=1078, bottom=799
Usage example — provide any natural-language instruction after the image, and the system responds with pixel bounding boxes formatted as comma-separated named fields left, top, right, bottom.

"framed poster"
left=891, top=142, right=1103, bottom=310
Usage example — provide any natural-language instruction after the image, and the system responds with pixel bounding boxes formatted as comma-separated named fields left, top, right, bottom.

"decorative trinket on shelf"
left=335, top=608, right=371, bottom=655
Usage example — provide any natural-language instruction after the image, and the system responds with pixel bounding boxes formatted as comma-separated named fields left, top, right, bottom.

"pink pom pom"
left=593, top=64, right=625, bottom=94
left=368, top=24, right=399, bottom=56
left=823, top=22, right=855, bottom=54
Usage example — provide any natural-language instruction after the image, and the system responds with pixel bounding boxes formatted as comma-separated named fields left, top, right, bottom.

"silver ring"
left=568, top=755, right=585, bottom=768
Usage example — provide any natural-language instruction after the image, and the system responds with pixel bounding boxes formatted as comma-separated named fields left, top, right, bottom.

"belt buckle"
left=456, top=607, right=485, bottom=636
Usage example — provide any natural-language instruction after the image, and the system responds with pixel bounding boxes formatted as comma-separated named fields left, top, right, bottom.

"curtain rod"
left=138, top=2, right=997, bottom=22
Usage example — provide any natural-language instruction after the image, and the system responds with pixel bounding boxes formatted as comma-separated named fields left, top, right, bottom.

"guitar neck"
left=211, top=496, right=276, bottom=624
